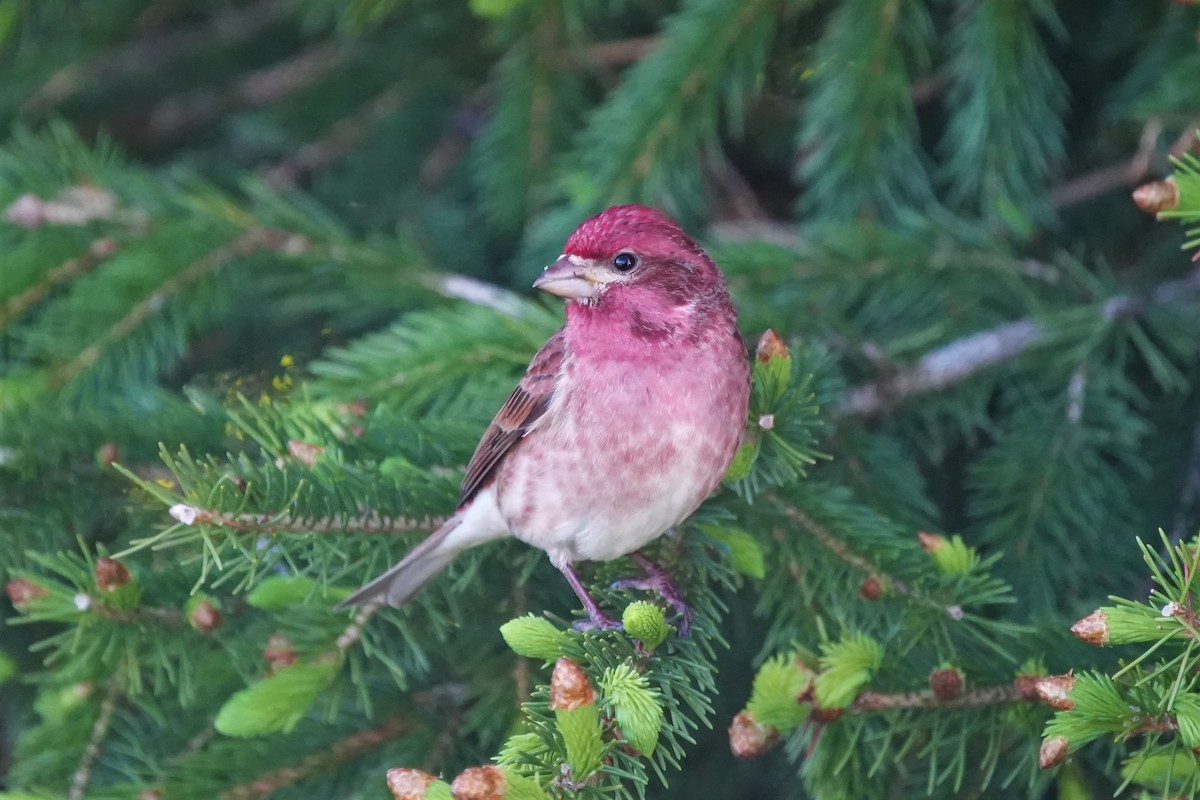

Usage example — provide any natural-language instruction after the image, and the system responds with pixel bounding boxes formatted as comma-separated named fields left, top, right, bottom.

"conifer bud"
left=96, top=442, right=120, bottom=467
left=499, top=615, right=568, bottom=661
left=263, top=634, right=298, bottom=671
left=450, top=766, right=506, bottom=800
left=287, top=439, right=325, bottom=467
left=138, top=790, right=163, bottom=800
left=1070, top=610, right=1108, bottom=645
left=6, top=578, right=48, bottom=609
left=387, top=768, right=450, bottom=800
left=917, top=531, right=945, bottom=553
left=550, top=658, right=596, bottom=710
left=929, top=667, right=965, bottom=701
left=1131, top=177, right=1179, bottom=214
left=622, top=601, right=669, bottom=649
left=859, top=574, right=885, bottom=601
left=1034, top=673, right=1076, bottom=710
left=756, top=329, right=790, bottom=364
left=187, top=596, right=222, bottom=633
left=1013, top=672, right=1043, bottom=701
left=94, top=557, right=131, bottom=592
left=1039, top=736, right=1070, bottom=769
left=728, top=711, right=780, bottom=759
left=550, top=658, right=602, bottom=779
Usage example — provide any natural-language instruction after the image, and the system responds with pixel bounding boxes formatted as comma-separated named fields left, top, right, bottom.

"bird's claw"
left=572, top=613, right=623, bottom=632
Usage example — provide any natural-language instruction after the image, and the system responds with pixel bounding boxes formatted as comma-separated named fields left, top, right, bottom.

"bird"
left=339, top=204, right=750, bottom=633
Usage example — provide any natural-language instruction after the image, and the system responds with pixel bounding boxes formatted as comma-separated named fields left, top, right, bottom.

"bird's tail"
left=336, top=515, right=466, bottom=610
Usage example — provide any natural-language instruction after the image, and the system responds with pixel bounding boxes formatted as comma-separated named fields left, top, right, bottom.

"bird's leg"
left=611, top=552, right=693, bottom=637
left=559, top=562, right=621, bottom=631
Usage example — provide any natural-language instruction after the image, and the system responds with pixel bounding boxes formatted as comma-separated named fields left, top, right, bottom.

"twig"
left=782, top=506, right=965, bottom=618
left=585, top=36, right=658, bottom=67
left=1049, top=118, right=1163, bottom=209
left=68, top=677, right=122, bottom=800
left=141, top=44, right=346, bottom=141
left=22, top=0, right=283, bottom=116
left=335, top=600, right=384, bottom=651
left=53, top=228, right=302, bottom=388
left=425, top=273, right=527, bottom=317
left=261, top=86, right=407, bottom=189
left=838, top=266, right=1200, bottom=418
left=0, top=239, right=119, bottom=330
left=221, top=716, right=411, bottom=800
left=168, top=502, right=449, bottom=536
left=848, top=682, right=1024, bottom=713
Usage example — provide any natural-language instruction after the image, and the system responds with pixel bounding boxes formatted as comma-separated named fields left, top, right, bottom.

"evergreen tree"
left=2, top=2, right=1200, bottom=799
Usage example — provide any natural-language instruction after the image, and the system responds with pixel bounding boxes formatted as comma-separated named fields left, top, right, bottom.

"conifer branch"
left=1049, top=118, right=1162, bottom=209
left=22, top=0, right=283, bottom=116
left=847, top=682, right=1026, bottom=713
left=781, top=506, right=964, bottom=618
left=168, top=503, right=448, bottom=536
left=261, top=86, right=407, bottom=189
left=838, top=265, right=1200, bottom=418
left=52, top=228, right=303, bottom=388
left=0, top=238, right=118, bottom=330
left=68, top=677, right=121, bottom=800
left=142, top=44, right=347, bottom=141
left=220, top=716, right=411, bottom=800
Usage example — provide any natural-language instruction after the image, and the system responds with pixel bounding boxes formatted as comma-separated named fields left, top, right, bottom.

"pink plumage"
left=341, top=204, right=751, bottom=632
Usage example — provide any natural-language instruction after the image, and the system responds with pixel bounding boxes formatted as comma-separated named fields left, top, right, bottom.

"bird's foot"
left=572, top=612, right=623, bottom=632
left=611, top=553, right=693, bottom=637
left=559, top=561, right=623, bottom=633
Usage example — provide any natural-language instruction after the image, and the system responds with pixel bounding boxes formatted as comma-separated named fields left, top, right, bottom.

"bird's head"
left=533, top=204, right=725, bottom=310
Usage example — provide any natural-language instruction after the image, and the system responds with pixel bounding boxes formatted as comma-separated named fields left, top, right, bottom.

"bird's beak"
left=533, top=255, right=602, bottom=299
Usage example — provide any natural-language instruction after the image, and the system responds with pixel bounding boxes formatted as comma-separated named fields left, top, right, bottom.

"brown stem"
left=23, top=0, right=283, bottom=116
left=169, top=503, right=449, bottom=536
left=838, top=266, right=1200, bottom=418
left=139, top=44, right=346, bottom=141
left=1048, top=118, right=1163, bottom=209
left=68, top=677, right=122, bottom=800
left=261, top=86, right=407, bottom=189
left=52, top=228, right=304, bottom=388
left=220, top=716, right=411, bottom=800
left=0, top=239, right=119, bottom=331
left=848, top=682, right=1023, bottom=713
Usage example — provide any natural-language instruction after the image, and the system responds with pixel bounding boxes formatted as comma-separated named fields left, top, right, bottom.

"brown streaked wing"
left=458, top=329, right=567, bottom=505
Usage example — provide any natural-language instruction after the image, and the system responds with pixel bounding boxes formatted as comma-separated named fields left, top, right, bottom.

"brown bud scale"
left=7, top=578, right=48, bottom=608
left=917, top=531, right=945, bottom=553
left=287, top=439, right=325, bottom=467
left=95, top=557, right=131, bottom=592
left=1070, top=610, right=1109, bottom=646
left=929, top=668, right=965, bottom=702
left=450, top=765, right=507, bottom=800
left=189, top=599, right=222, bottom=633
left=859, top=574, right=885, bottom=601
left=729, top=711, right=781, bottom=759
left=1034, top=673, right=1076, bottom=711
left=1131, top=177, right=1179, bottom=214
left=1039, top=736, right=1070, bottom=769
left=387, top=767, right=436, bottom=800
left=550, top=658, right=596, bottom=711
left=755, top=329, right=790, bottom=363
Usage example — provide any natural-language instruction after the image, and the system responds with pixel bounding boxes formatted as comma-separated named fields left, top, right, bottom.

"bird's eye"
left=613, top=252, right=638, bottom=272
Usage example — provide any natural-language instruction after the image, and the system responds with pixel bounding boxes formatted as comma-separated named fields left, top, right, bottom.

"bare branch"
left=838, top=266, right=1200, bottom=418
left=168, top=503, right=449, bottom=536
left=69, top=678, right=122, bottom=800
left=23, top=0, right=283, bottom=116
left=1, top=239, right=118, bottom=331
left=221, top=716, right=411, bottom=800
left=261, top=86, right=407, bottom=189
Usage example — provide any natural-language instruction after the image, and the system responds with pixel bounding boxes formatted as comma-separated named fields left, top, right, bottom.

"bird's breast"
left=496, top=328, right=748, bottom=566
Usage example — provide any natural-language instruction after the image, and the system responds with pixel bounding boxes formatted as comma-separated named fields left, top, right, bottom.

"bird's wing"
left=458, top=328, right=566, bottom=505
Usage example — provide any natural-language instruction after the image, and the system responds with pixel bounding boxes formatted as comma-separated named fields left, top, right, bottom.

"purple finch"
left=341, top=205, right=750, bottom=631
